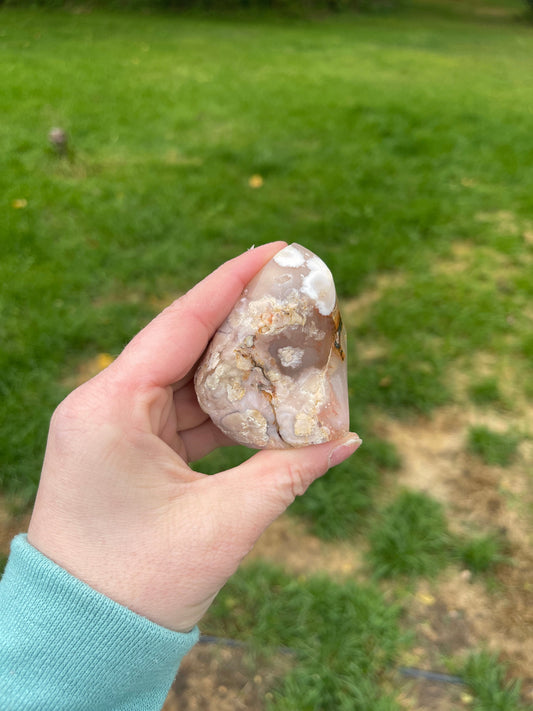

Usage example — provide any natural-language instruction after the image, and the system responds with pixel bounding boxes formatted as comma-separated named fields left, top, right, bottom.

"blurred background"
left=1, top=0, right=532, bottom=708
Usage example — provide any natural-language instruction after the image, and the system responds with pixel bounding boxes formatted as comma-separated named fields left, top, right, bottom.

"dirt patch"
left=476, top=209, right=532, bottom=237
left=61, top=352, right=116, bottom=390
left=246, top=513, right=366, bottom=580
left=378, top=404, right=533, bottom=703
left=163, top=643, right=289, bottom=711
left=399, top=561, right=533, bottom=703
left=162, top=387, right=532, bottom=707
left=376, top=404, right=532, bottom=528
left=374, top=409, right=465, bottom=506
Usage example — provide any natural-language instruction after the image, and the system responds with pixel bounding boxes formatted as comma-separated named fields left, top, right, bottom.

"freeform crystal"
left=194, top=243, right=349, bottom=448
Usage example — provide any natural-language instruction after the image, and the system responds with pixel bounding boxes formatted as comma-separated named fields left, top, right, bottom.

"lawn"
left=1, top=1, right=532, bottom=708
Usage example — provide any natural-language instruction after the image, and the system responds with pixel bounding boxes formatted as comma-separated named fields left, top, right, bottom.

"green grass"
left=467, top=425, right=523, bottom=466
left=460, top=651, right=532, bottom=711
left=354, top=253, right=532, bottom=413
left=2, top=2, right=532, bottom=491
left=368, top=489, right=507, bottom=578
left=368, top=490, right=451, bottom=577
left=289, top=434, right=400, bottom=539
left=1, top=2, right=532, bottom=706
left=456, top=533, right=508, bottom=574
left=469, top=377, right=505, bottom=407
left=205, top=561, right=407, bottom=710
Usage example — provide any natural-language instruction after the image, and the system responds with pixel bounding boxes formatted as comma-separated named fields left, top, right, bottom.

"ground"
left=160, top=408, right=533, bottom=709
left=2, top=277, right=531, bottom=710
left=161, top=270, right=533, bottom=708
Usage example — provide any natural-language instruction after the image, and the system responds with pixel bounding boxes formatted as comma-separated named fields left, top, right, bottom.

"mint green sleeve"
left=0, top=534, right=199, bottom=710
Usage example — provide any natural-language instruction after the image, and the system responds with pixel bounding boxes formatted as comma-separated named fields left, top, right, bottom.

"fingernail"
left=328, top=434, right=363, bottom=468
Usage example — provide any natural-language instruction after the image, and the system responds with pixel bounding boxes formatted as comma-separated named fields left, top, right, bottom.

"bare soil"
left=163, top=643, right=289, bottom=711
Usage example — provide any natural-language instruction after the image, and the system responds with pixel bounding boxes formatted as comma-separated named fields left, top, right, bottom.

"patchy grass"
left=366, top=489, right=507, bottom=579
left=2, top=2, right=533, bottom=492
left=205, top=561, right=407, bottom=709
left=289, top=434, right=400, bottom=540
left=1, top=1, right=532, bottom=707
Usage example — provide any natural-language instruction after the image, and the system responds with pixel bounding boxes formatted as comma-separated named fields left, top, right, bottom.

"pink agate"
left=194, top=243, right=349, bottom=448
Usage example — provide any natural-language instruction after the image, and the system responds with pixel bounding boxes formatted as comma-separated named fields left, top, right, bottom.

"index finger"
left=118, top=242, right=287, bottom=388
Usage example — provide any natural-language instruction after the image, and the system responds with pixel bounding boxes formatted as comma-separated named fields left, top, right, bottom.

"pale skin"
left=28, top=241, right=362, bottom=633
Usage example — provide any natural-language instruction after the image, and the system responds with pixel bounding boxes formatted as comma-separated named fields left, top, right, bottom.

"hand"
left=27, top=242, right=362, bottom=632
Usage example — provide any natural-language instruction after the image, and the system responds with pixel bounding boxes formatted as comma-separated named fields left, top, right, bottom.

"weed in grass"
left=467, top=425, right=522, bottom=467
left=368, top=490, right=451, bottom=578
left=206, top=561, right=406, bottom=709
left=459, top=650, right=531, bottom=711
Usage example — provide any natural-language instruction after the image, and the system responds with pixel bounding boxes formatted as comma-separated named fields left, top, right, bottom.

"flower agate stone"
left=194, top=243, right=349, bottom=449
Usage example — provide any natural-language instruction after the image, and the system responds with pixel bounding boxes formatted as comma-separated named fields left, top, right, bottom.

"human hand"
left=27, top=242, right=361, bottom=632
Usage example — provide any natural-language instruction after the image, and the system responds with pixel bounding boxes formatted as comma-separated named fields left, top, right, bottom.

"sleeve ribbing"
left=0, top=534, right=198, bottom=710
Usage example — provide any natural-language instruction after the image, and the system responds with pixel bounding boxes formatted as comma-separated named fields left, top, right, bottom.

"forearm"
left=0, top=535, right=198, bottom=711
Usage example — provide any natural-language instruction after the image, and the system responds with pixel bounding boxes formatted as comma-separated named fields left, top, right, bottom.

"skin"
left=28, top=242, right=361, bottom=633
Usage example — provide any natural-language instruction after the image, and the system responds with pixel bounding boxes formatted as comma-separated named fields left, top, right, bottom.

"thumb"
left=214, top=433, right=363, bottom=543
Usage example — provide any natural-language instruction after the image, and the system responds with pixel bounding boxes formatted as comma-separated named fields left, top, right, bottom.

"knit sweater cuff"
left=0, top=534, right=199, bottom=710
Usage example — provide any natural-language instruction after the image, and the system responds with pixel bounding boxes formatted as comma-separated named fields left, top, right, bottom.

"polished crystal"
left=194, top=243, right=349, bottom=448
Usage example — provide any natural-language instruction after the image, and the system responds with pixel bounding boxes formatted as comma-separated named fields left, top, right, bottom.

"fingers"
left=210, top=434, right=362, bottom=542
left=117, top=242, right=287, bottom=388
